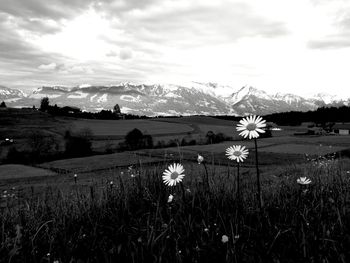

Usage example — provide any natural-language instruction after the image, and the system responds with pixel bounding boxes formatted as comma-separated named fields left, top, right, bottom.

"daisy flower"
left=221, top=235, right=229, bottom=243
left=226, top=145, right=249, bottom=162
left=297, top=177, right=311, bottom=185
left=236, top=115, right=266, bottom=139
left=162, top=163, right=185, bottom=186
left=197, top=154, right=204, bottom=164
left=167, top=194, right=174, bottom=203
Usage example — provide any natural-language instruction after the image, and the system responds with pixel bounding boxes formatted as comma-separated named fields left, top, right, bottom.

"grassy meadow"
left=1, top=109, right=350, bottom=262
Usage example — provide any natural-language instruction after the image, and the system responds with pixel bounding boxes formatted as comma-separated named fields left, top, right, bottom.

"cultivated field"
left=70, top=119, right=194, bottom=137
left=0, top=164, right=56, bottom=180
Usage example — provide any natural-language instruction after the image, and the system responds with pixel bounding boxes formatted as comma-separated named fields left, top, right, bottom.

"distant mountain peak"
left=0, top=86, right=26, bottom=98
left=1, top=83, right=350, bottom=116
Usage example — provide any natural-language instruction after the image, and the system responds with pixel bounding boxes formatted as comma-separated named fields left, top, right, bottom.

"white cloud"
left=1, top=0, right=350, bottom=97
left=38, top=62, right=58, bottom=70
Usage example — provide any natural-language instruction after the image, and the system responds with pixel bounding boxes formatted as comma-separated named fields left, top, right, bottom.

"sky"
left=1, top=0, right=350, bottom=98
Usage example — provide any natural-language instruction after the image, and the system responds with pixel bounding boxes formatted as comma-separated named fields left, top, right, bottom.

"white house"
left=333, top=124, right=350, bottom=135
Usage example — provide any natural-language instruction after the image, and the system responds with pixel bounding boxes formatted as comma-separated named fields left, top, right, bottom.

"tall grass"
left=0, top=159, right=349, bottom=263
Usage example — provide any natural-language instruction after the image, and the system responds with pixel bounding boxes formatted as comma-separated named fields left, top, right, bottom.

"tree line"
left=214, top=106, right=350, bottom=126
left=38, top=97, right=149, bottom=120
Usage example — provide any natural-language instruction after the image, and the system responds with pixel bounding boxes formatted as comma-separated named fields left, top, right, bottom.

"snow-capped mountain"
left=224, top=86, right=318, bottom=116
left=26, top=83, right=232, bottom=115
left=0, top=86, right=26, bottom=102
left=1, top=83, right=350, bottom=115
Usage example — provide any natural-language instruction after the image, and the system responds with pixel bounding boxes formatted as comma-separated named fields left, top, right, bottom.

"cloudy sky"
left=1, top=0, right=350, bottom=97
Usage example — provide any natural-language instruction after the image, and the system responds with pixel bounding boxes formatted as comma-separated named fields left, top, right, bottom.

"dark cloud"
left=17, top=18, right=62, bottom=35
left=104, top=1, right=288, bottom=48
left=0, top=0, right=93, bottom=20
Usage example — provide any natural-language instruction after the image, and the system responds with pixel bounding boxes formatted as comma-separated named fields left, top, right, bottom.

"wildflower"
left=236, top=115, right=266, bottom=139
left=297, top=177, right=311, bottom=185
left=74, top=174, right=77, bottom=178
left=162, top=163, right=185, bottom=186
left=225, top=145, right=249, bottom=162
left=221, top=235, right=229, bottom=243
left=120, top=171, right=124, bottom=175
left=137, top=237, right=142, bottom=243
left=167, top=194, right=174, bottom=203
left=347, top=171, right=350, bottom=174
left=204, top=228, right=209, bottom=232
left=110, top=181, right=114, bottom=185
left=197, top=154, right=204, bottom=164
left=186, top=188, right=191, bottom=193
left=131, top=173, right=136, bottom=178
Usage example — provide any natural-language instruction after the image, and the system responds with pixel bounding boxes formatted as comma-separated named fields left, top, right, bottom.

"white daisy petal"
left=235, top=115, right=267, bottom=140
left=162, top=163, right=185, bottom=187
left=226, top=145, right=249, bottom=163
left=256, top=128, right=265, bottom=133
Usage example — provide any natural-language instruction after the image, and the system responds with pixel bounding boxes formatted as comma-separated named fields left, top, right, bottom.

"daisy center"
left=233, top=151, right=242, bottom=157
left=246, top=123, right=257, bottom=131
left=170, top=172, right=179, bottom=180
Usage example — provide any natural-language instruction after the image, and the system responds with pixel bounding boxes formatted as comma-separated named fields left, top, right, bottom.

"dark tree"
left=0, top=101, right=6, bottom=108
left=65, top=136, right=92, bottom=157
left=64, top=129, right=93, bottom=157
left=113, top=104, right=121, bottom=114
left=125, top=128, right=144, bottom=150
left=40, top=97, right=50, bottom=112
left=143, top=134, right=153, bottom=148
left=206, top=131, right=215, bottom=144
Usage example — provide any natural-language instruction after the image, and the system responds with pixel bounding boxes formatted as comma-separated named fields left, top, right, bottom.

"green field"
left=38, top=152, right=163, bottom=173
left=1, top=110, right=350, bottom=262
left=0, top=164, right=56, bottom=180
left=70, top=118, right=194, bottom=137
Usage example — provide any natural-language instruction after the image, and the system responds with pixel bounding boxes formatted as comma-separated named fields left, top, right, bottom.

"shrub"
left=125, top=128, right=144, bottom=150
left=124, top=129, right=154, bottom=150
left=64, top=129, right=93, bottom=157
left=0, top=101, right=6, bottom=108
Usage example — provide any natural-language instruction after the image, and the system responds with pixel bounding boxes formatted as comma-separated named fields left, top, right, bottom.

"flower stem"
left=254, top=138, right=263, bottom=210
left=180, top=182, right=186, bottom=203
left=237, top=163, right=241, bottom=211
left=203, top=162, right=210, bottom=192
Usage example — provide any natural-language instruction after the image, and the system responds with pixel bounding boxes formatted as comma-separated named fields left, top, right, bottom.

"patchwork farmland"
left=1, top=109, right=350, bottom=262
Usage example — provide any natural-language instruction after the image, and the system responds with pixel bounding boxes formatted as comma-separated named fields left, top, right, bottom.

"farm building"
left=332, top=124, right=350, bottom=135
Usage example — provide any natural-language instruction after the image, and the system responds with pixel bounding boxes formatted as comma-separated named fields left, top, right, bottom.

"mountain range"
left=0, top=83, right=349, bottom=116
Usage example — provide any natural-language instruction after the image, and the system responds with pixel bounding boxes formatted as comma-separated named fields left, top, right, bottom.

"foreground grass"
left=1, top=160, right=350, bottom=263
